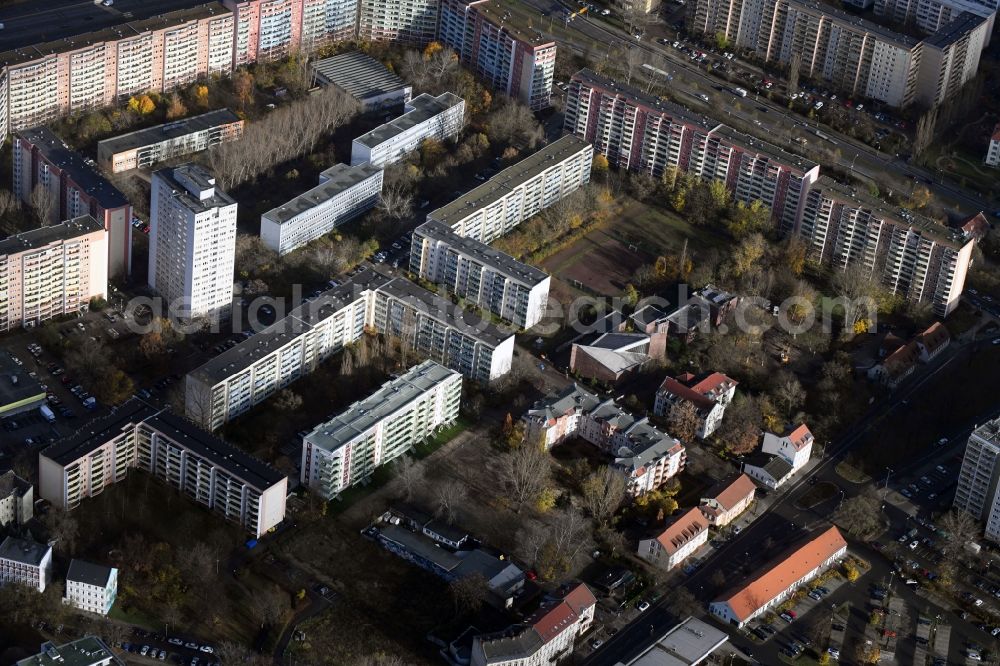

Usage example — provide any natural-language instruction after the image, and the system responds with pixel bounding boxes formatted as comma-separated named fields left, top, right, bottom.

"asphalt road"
left=528, top=0, right=996, bottom=217
left=583, top=332, right=997, bottom=665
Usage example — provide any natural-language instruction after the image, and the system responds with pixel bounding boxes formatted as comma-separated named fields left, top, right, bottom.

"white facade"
left=38, top=400, right=287, bottom=538
left=65, top=560, right=118, bottom=616
left=302, top=361, right=461, bottom=498
left=0, top=536, right=53, bottom=592
left=985, top=125, right=1000, bottom=167
left=761, top=425, right=813, bottom=474
left=411, top=220, right=551, bottom=329
left=429, top=135, right=593, bottom=244
left=875, top=0, right=996, bottom=43
left=260, top=163, right=383, bottom=255
left=638, top=507, right=709, bottom=571
left=350, top=92, right=465, bottom=168
left=0, top=471, right=33, bottom=528
left=954, top=418, right=1000, bottom=542
left=149, top=165, right=238, bottom=322
left=358, top=0, right=440, bottom=44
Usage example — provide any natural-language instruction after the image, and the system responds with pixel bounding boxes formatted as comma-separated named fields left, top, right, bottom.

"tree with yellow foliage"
left=127, top=95, right=156, bottom=115
left=192, top=84, right=209, bottom=108
left=592, top=153, right=610, bottom=172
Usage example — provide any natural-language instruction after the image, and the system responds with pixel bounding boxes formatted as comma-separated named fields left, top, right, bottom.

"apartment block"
left=653, top=371, right=738, bottom=439
left=690, top=0, right=986, bottom=107
left=302, top=361, right=461, bottom=498
left=358, top=0, right=439, bottom=44
left=311, top=52, right=413, bottom=112
left=954, top=417, right=1000, bottom=542
left=710, top=526, right=847, bottom=627
left=0, top=536, right=52, bottom=592
left=351, top=92, right=465, bottom=168
left=149, top=165, right=238, bottom=322
left=428, top=135, right=593, bottom=244
left=523, top=384, right=686, bottom=497
left=438, top=0, right=557, bottom=110
left=987, top=123, right=1000, bottom=167
left=38, top=399, right=288, bottom=538
left=875, top=0, right=995, bottom=44
left=97, top=109, right=244, bottom=173
left=185, top=268, right=514, bottom=429
left=260, top=163, right=383, bottom=255
left=795, top=177, right=975, bottom=316
left=638, top=507, right=709, bottom=571
left=411, top=220, right=551, bottom=329
left=12, top=127, right=131, bottom=278
left=0, top=471, right=33, bottom=528
left=16, top=637, right=123, bottom=666
left=564, top=69, right=819, bottom=233
left=0, top=216, right=108, bottom=333
left=699, top=473, right=757, bottom=527
left=0, top=4, right=234, bottom=140
left=65, top=560, right=118, bottom=616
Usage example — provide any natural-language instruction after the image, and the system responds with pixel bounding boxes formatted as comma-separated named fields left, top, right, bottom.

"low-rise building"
left=868, top=340, right=921, bottom=389
left=64, top=560, right=118, bottom=616
left=699, top=473, right=756, bottom=527
left=310, top=52, right=413, bottom=112
left=987, top=123, right=1000, bottom=167
left=0, top=354, right=46, bottom=417
left=570, top=333, right=655, bottom=385
left=301, top=361, right=462, bottom=498
left=0, top=535, right=52, bottom=592
left=428, top=135, right=593, bottom=244
left=917, top=322, right=951, bottom=361
left=97, top=109, right=244, bottom=173
left=762, top=424, right=814, bottom=474
left=260, top=163, right=384, bottom=255
left=621, top=616, right=729, bottom=665
left=351, top=92, right=465, bottom=168
left=471, top=583, right=597, bottom=666
left=0, top=216, right=108, bottom=332
left=38, top=399, right=287, bottom=538
left=638, top=507, right=709, bottom=571
left=411, top=219, right=550, bottom=329
left=653, top=371, right=738, bottom=439
left=742, top=453, right=795, bottom=490
left=12, top=127, right=132, bottom=278
left=0, top=470, right=34, bottom=527
left=709, top=526, right=847, bottom=627
left=15, top=636, right=123, bottom=666
left=523, top=384, right=685, bottom=497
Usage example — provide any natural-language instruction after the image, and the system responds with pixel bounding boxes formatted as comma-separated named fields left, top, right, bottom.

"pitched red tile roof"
left=917, top=321, right=950, bottom=355
left=529, top=583, right=596, bottom=643
left=705, top=473, right=757, bottom=511
left=882, top=340, right=920, bottom=378
left=715, top=526, right=847, bottom=622
left=785, top=424, right=813, bottom=452
left=656, top=507, right=708, bottom=555
left=960, top=212, right=989, bottom=239
left=992, top=123, right=1000, bottom=142
left=689, top=372, right=738, bottom=399
left=658, top=371, right=737, bottom=410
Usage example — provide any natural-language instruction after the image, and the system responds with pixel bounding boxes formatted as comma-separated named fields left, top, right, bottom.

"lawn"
left=795, top=481, right=838, bottom=509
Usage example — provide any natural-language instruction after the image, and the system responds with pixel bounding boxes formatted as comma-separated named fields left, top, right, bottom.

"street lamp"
left=837, top=490, right=846, bottom=511
left=881, top=467, right=894, bottom=509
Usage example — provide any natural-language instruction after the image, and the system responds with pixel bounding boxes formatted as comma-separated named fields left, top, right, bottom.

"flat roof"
left=572, top=68, right=713, bottom=132
left=463, top=0, right=557, bottom=47
left=923, top=11, right=987, bottom=48
left=98, top=109, right=241, bottom=156
left=17, top=128, right=130, bottom=210
left=0, top=352, right=46, bottom=410
left=712, top=125, right=818, bottom=173
left=190, top=268, right=392, bottom=384
left=416, top=219, right=548, bottom=286
left=354, top=92, right=464, bottom=149
left=66, top=559, right=115, bottom=588
left=16, top=636, right=123, bottom=666
left=0, top=215, right=104, bottom=257
left=0, top=3, right=229, bottom=69
left=41, top=399, right=157, bottom=466
left=306, top=360, right=459, bottom=453
left=623, top=617, right=729, bottom=665
left=262, top=163, right=382, bottom=225
left=427, top=135, right=591, bottom=228
left=311, top=51, right=410, bottom=100
left=0, top=536, right=50, bottom=567
left=154, top=164, right=235, bottom=214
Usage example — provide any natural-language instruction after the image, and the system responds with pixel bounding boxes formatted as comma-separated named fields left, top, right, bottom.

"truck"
left=733, top=87, right=748, bottom=97
left=39, top=404, right=55, bottom=423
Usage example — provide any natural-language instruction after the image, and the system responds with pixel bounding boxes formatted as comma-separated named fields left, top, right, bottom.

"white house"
left=65, top=559, right=118, bottom=615
left=762, top=424, right=814, bottom=474
left=699, top=473, right=757, bottom=527
left=638, top=507, right=709, bottom=571
left=986, top=123, right=1000, bottom=167
left=0, top=536, right=53, bottom=592
left=709, top=526, right=847, bottom=628
left=653, top=371, right=738, bottom=439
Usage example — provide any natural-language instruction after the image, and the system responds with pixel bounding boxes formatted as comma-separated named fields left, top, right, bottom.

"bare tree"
left=435, top=480, right=466, bottom=524
left=580, top=466, right=627, bottom=525
left=832, top=264, right=878, bottom=338
left=43, top=507, right=79, bottom=555
left=485, top=99, right=544, bottom=150
left=393, top=455, right=425, bottom=502
left=494, top=443, right=553, bottom=512
left=667, top=400, right=701, bottom=444
left=272, top=388, right=303, bottom=411
left=449, top=572, right=488, bottom=616
left=772, top=372, right=806, bottom=417
left=940, top=509, right=979, bottom=546
left=251, top=585, right=288, bottom=628
left=548, top=507, right=591, bottom=566
left=29, top=184, right=58, bottom=225
left=378, top=183, right=414, bottom=221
